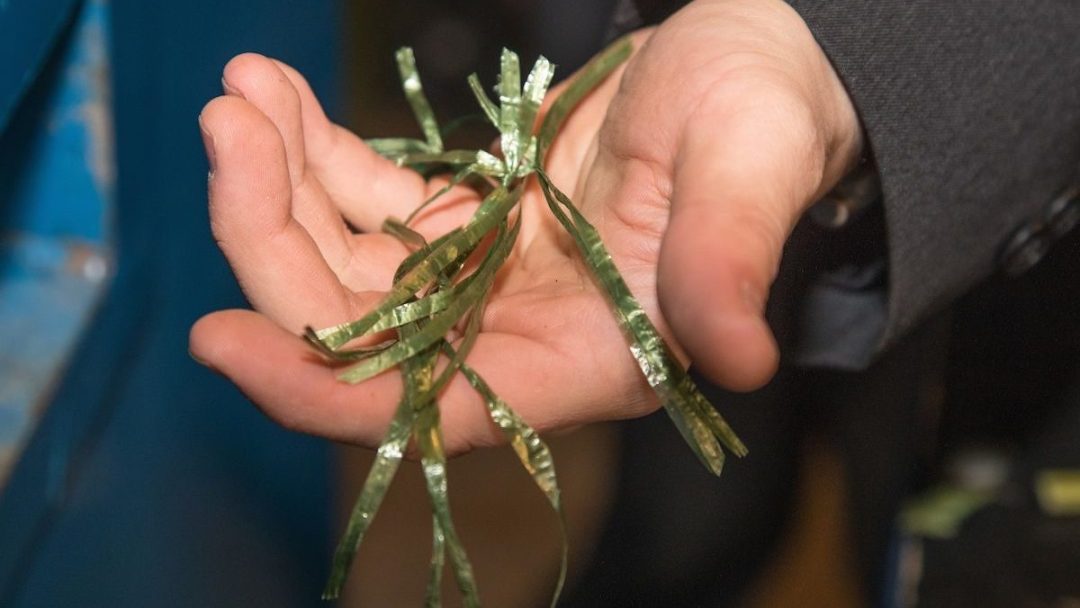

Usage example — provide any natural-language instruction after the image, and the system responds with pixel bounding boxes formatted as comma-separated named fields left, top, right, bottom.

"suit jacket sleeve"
left=618, top=1, right=1080, bottom=367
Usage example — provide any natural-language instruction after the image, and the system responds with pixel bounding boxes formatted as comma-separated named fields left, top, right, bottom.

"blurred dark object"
left=916, top=503, right=1080, bottom=608
left=898, top=410, right=1080, bottom=608
left=909, top=464, right=1080, bottom=608
left=938, top=210, right=1080, bottom=453
left=885, top=210, right=1080, bottom=608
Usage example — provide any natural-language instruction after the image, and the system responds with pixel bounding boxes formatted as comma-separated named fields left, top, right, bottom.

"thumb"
left=658, top=89, right=849, bottom=391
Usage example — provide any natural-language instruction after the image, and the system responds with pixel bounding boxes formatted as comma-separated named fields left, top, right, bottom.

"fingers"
left=220, top=54, right=358, bottom=273
left=190, top=310, right=406, bottom=446
left=658, top=87, right=828, bottom=391
left=222, top=54, right=307, bottom=183
left=189, top=310, right=652, bottom=454
left=229, top=54, right=476, bottom=241
left=199, top=94, right=368, bottom=331
left=262, top=57, right=429, bottom=231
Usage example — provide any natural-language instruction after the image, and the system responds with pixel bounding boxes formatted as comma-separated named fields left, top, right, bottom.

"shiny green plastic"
left=316, top=35, right=744, bottom=605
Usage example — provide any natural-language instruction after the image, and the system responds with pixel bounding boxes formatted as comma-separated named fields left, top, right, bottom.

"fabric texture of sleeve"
left=617, top=0, right=1080, bottom=365
left=784, top=1, right=1080, bottom=349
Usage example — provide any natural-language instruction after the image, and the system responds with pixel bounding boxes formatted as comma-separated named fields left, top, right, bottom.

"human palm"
left=190, top=0, right=860, bottom=455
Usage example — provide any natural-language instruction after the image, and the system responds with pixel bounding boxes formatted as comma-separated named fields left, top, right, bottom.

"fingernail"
left=221, top=76, right=246, bottom=98
left=198, top=116, right=217, bottom=174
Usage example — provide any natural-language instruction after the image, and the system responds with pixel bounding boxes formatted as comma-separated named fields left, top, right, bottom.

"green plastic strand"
left=395, top=47, right=444, bottom=153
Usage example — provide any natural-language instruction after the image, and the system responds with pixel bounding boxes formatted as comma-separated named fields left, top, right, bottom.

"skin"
left=189, top=0, right=862, bottom=455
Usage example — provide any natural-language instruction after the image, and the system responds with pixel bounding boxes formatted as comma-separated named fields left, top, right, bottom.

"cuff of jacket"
left=784, top=0, right=1080, bottom=354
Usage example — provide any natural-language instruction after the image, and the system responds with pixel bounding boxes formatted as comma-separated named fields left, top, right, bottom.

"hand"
left=190, top=0, right=861, bottom=454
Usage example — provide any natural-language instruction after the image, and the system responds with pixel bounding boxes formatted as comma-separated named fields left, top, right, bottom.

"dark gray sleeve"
left=785, top=1, right=1080, bottom=349
left=618, top=0, right=1080, bottom=365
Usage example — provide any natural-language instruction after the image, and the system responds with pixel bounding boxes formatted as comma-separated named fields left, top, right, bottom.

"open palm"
left=190, top=0, right=861, bottom=455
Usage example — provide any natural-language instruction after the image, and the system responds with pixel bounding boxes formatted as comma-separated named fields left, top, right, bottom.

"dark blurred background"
left=345, top=0, right=618, bottom=137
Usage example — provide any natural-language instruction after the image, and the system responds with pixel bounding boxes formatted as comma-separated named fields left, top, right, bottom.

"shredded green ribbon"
left=315, top=35, right=746, bottom=605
